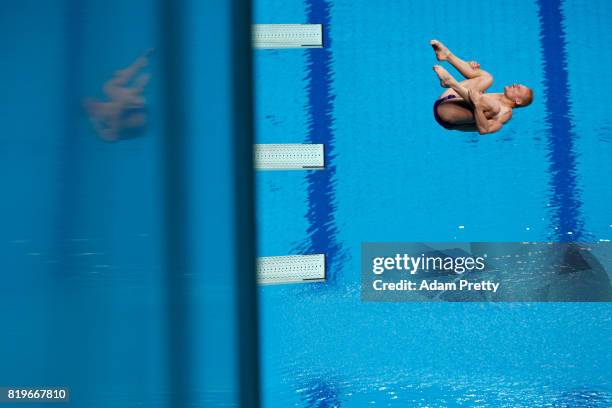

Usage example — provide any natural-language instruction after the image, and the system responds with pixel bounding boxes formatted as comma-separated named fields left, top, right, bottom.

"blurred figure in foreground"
left=85, top=49, right=152, bottom=141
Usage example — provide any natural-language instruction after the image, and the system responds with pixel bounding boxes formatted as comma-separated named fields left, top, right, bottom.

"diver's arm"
left=469, top=92, right=505, bottom=134
left=473, top=101, right=507, bottom=135
left=474, top=108, right=502, bottom=134
left=474, top=108, right=511, bottom=135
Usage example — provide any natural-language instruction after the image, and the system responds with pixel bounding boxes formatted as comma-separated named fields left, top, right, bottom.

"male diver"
left=85, top=49, right=152, bottom=141
left=431, top=40, right=533, bottom=134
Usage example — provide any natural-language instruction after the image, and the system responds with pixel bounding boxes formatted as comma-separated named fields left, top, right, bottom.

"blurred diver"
left=84, top=49, right=152, bottom=141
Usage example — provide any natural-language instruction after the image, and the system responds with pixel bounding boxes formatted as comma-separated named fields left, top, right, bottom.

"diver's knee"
left=479, top=71, right=493, bottom=86
left=468, top=73, right=492, bottom=91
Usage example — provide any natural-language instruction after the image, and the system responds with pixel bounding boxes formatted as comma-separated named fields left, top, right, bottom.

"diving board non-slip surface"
left=252, top=24, right=324, bottom=49
left=257, top=254, right=326, bottom=284
left=254, top=144, right=325, bottom=170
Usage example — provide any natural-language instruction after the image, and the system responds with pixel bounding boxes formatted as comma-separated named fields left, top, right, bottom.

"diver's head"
left=504, top=84, right=533, bottom=108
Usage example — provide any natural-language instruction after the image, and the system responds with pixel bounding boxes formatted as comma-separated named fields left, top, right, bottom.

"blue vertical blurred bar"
left=537, top=0, right=585, bottom=241
left=160, top=0, right=259, bottom=407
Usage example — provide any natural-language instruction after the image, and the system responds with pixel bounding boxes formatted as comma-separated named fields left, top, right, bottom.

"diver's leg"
left=433, top=65, right=473, bottom=103
left=430, top=40, right=493, bottom=91
left=435, top=70, right=494, bottom=106
left=431, top=40, right=485, bottom=78
left=132, top=73, right=150, bottom=92
left=103, top=50, right=152, bottom=98
left=113, top=50, right=151, bottom=84
left=115, top=73, right=150, bottom=107
left=436, top=102, right=476, bottom=128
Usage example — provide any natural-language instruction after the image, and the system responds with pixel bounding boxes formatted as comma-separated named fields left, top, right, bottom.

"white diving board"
left=257, top=254, right=326, bottom=285
left=252, top=24, right=324, bottom=49
left=254, top=144, right=325, bottom=170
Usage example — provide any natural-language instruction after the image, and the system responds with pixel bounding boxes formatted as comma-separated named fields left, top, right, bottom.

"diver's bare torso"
left=436, top=92, right=512, bottom=132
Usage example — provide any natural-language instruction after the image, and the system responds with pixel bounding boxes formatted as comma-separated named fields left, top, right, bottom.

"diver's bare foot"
left=430, top=39, right=450, bottom=61
left=433, top=65, right=453, bottom=88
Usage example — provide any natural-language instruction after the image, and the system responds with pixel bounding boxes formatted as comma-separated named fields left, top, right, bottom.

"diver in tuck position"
left=430, top=40, right=533, bottom=134
left=84, top=49, right=152, bottom=141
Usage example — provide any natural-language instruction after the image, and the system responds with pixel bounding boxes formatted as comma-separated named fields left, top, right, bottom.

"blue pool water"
left=254, top=0, right=612, bottom=406
left=0, top=1, right=168, bottom=406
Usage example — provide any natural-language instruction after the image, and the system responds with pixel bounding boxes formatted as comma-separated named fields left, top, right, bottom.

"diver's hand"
left=468, top=61, right=480, bottom=70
